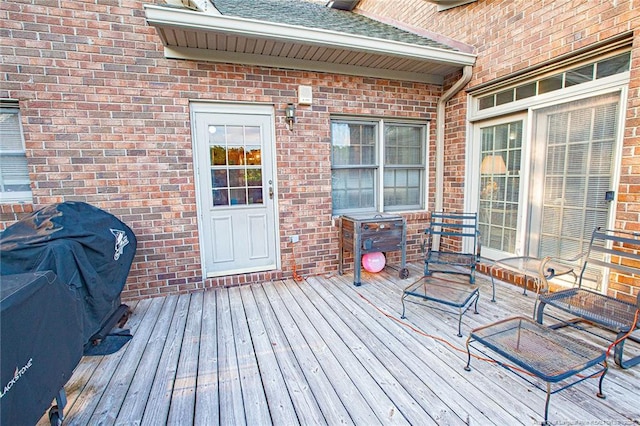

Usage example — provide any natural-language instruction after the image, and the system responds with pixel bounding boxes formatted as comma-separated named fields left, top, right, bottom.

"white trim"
left=469, top=72, right=630, bottom=122
left=205, top=264, right=276, bottom=279
left=428, top=0, right=477, bottom=11
left=144, top=4, right=476, bottom=67
left=330, top=117, right=429, bottom=215
left=468, top=86, right=627, bottom=262
left=190, top=101, right=281, bottom=279
left=466, top=113, right=528, bottom=260
left=0, top=192, right=33, bottom=204
left=376, top=120, right=384, bottom=213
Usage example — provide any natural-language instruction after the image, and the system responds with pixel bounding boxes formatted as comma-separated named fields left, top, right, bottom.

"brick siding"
left=3, top=0, right=637, bottom=301
left=357, top=0, right=640, bottom=300
left=1, top=0, right=439, bottom=299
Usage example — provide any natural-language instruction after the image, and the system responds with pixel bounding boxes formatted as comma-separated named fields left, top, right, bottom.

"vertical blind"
left=535, top=93, right=619, bottom=289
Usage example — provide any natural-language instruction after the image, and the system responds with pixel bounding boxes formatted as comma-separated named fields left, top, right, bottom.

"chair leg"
left=456, top=309, right=463, bottom=337
left=535, top=300, right=547, bottom=324
left=614, top=333, right=640, bottom=369
left=400, top=292, right=407, bottom=319
left=424, top=261, right=432, bottom=277
left=463, top=336, right=473, bottom=371
left=488, top=266, right=497, bottom=302
left=542, top=382, right=551, bottom=425
left=597, top=361, right=608, bottom=399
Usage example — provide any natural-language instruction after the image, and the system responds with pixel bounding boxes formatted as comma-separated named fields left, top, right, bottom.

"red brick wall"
left=1, top=0, right=439, bottom=299
left=357, top=0, right=640, bottom=300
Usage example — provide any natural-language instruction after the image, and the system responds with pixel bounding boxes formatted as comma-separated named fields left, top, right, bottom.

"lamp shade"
left=480, top=155, right=507, bottom=175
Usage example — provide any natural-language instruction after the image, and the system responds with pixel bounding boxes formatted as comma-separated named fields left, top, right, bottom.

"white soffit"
left=428, top=0, right=477, bottom=11
left=144, top=4, right=476, bottom=85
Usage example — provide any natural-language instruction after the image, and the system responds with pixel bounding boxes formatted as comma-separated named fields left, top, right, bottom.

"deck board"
left=297, top=277, right=442, bottom=425
left=116, top=295, right=178, bottom=424
left=40, top=264, right=640, bottom=425
left=139, top=293, right=190, bottom=425
left=302, top=276, right=461, bottom=425
left=319, top=274, right=527, bottom=425
left=216, top=288, right=246, bottom=425
left=277, top=279, right=409, bottom=425
left=167, top=291, right=202, bottom=425
left=194, top=289, right=219, bottom=425
left=248, top=282, right=327, bottom=424
left=229, top=286, right=272, bottom=425
left=261, top=281, right=355, bottom=424
left=94, top=297, right=162, bottom=424
left=237, top=285, right=299, bottom=425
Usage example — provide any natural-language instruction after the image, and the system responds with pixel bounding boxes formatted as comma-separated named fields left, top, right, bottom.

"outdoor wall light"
left=285, top=103, right=296, bottom=131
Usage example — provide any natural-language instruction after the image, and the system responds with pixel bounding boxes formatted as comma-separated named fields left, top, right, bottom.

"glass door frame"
left=466, top=112, right=530, bottom=260
left=467, top=86, right=627, bottom=267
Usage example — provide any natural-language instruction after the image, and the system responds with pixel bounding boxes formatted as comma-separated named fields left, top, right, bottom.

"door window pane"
left=596, top=53, right=631, bottom=79
left=515, top=83, right=536, bottom=100
left=209, top=125, right=264, bottom=207
left=565, top=65, right=594, bottom=87
left=478, top=120, right=522, bottom=253
left=246, top=147, right=262, bottom=165
left=538, top=74, right=563, bottom=94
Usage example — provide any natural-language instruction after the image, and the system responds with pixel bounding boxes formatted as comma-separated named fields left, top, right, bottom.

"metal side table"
left=401, top=276, right=479, bottom=337
left=464, top=316, right=607, bottom=425
left=490, top=256, right=577, bottom=309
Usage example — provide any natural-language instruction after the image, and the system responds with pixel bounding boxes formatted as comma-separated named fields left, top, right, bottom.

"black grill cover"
left=0, top=202, right=137, bottom=343
left=1, top=271, right=84, bottom=426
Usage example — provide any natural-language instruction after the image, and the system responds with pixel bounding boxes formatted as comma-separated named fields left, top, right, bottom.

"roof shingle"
left=211, top=0, right=457, bottom=51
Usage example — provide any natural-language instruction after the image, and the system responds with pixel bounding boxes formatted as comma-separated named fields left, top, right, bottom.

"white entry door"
left=191, top=103, right=279, bottom=277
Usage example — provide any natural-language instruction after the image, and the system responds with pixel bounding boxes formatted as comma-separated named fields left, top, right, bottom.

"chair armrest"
left=535, top=256, right=552, bottom=295
left=550, top=251, right=585, bottom=270
left=421, top=228, right=432, bottom=255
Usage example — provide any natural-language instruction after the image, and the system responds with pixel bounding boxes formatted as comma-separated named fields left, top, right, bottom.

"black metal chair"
left=400, top=212, right=482, bottom=336
left=536, top=227, right=640, bottom=369
left=423, top=211, right=481, bottom=284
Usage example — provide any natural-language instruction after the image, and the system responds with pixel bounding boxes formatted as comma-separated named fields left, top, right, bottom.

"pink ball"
left=362, top=252, right=386, bottom=273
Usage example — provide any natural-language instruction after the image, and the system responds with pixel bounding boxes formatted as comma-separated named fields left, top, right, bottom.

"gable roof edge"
left=355, top=8, right=475, bottom=54
left=145, top=4, right=476, bottom=67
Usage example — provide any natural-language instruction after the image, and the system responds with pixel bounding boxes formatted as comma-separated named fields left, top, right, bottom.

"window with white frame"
left=0, top=101, right=32, bottom=203
left=469, top=45, right=630, bottom=275
left=331, top=118, right=427, bottom=214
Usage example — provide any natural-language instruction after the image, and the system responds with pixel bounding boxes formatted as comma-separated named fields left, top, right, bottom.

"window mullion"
left=378, top=120, right=384, bottom=212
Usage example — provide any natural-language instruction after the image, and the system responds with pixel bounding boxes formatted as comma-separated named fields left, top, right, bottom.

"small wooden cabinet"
left=338, top=213, right=408, bottom=286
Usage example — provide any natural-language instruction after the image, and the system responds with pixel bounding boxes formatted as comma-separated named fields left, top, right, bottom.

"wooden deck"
left=40, top=264, right=639, bottom=425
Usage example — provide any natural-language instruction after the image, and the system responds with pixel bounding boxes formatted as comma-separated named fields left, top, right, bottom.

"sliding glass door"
left=476, top=92, right=620, bottom=277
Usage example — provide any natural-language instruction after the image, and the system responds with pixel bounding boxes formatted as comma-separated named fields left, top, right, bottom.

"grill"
left=1, top=202, right=137, bottom=425
left=338, top=213, right=408, bottom=286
